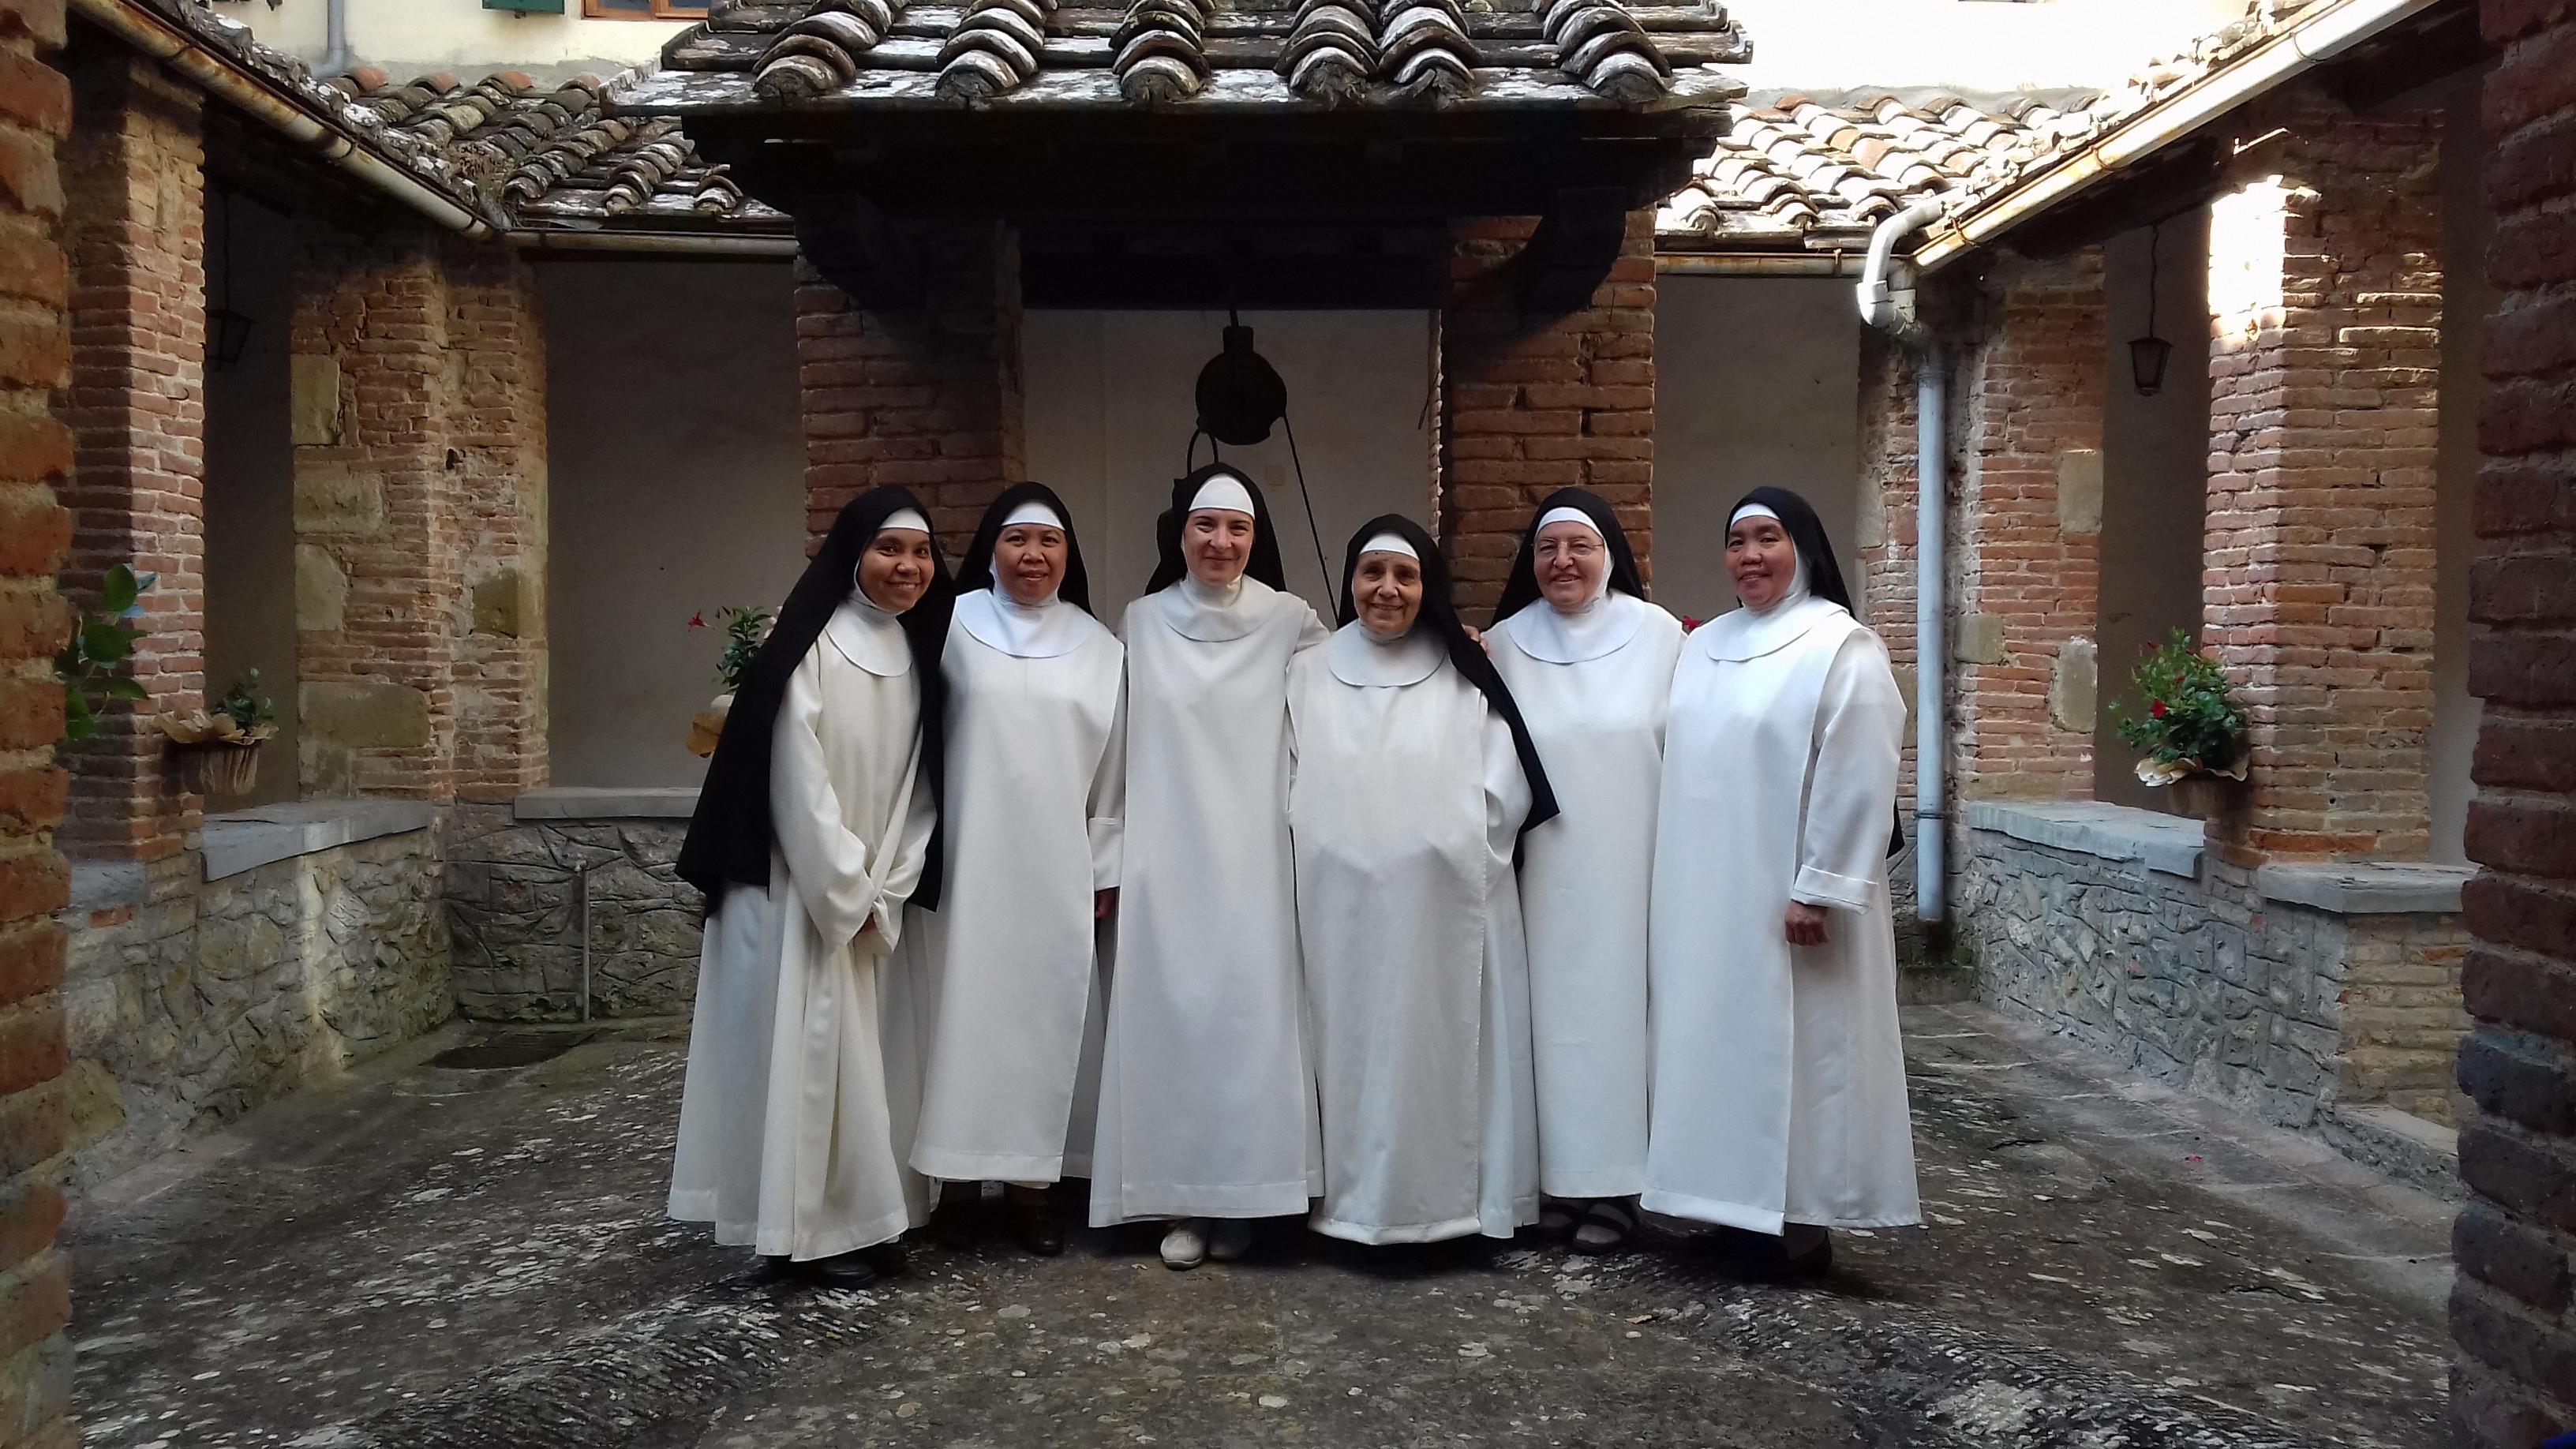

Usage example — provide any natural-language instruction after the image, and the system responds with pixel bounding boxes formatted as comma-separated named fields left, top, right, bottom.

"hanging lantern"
left=2131, top=219, right=2171, bottom=397
left=211, top=307, right=255, bottom=371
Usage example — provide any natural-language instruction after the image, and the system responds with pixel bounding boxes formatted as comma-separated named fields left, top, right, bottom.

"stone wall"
left=1960, top=814, right=2469, bottom=1137
left=0, top=2, right=74, bottom=1443
left=444, top=804, right=700, bottom=1022
left=2450, top=0, right=2576, bottom=1440
left=62, top=826, right=451, bottom=1189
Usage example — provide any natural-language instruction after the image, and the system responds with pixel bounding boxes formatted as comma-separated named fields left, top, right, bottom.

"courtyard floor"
left=66, top=1003, right=2454, bottom=1449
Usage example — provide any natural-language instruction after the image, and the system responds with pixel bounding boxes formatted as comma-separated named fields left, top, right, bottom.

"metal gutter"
left=70, top=0, right=492, bottom=240
left=1911, top=0, right=2441, bottom=274
left=507, top=230, right=800, bottom=258
left=1654, top=251, right=1866, bottom=278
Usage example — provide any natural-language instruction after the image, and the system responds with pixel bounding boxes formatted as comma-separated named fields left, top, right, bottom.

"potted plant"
left=156, top=670, right=279, bottom=796
left=687, top=606, right=769, bottom=758
left=54, top=563, right=155, bottom=742
left=2114, top=631, right=2248, bottom=818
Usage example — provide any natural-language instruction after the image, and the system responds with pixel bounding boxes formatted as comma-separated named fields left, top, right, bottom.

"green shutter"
left=484, top=0, right=568, bottom=13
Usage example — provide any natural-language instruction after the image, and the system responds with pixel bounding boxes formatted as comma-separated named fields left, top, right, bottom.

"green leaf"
left=80, top=620, right=133, bottom=663
left=103, top=676, right=149, bottom=701
left=61, top=691, right=92, bottom=741
left=103, top=564, right=138, bottom=613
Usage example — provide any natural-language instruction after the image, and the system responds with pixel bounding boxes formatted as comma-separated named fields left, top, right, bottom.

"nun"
left=1643, top=486, right=1917, bottom=1275
left=1483, top=489, right=1683, bottom=1253
left=1088, top=462, right=1330, bottom=1270
left=912, top=484, right=1125, bottom=1257
left=669, top=485, right=953, bottom=1288
left=1290, top=516, right=1556, bottom=1246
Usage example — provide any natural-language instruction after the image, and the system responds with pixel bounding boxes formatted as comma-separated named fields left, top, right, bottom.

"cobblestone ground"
left=66, top=1005, right=2454, bottom=1448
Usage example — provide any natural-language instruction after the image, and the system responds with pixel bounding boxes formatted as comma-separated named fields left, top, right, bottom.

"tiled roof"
left=1654, top=0, right=2335, bottom=249
left=127, top=0, right=785, bottom=238
left=629, top=0, right=1752, bottom=114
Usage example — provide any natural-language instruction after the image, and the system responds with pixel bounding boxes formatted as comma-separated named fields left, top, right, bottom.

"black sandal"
left=1570, top=1200, right=1637, bottom=1255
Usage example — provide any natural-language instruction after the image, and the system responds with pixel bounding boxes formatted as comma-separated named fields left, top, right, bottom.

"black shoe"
left=859, top=1241, right=908, bottom=1279
left=929, top=1193, right=981, bottom=1251
left=766, top=1251, right=881, bottom=1290
left=1006, top=1187, right=1063, bottom=1257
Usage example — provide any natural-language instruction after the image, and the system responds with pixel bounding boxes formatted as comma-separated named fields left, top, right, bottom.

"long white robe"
left=1487, top=595, right=1683, bottom=1200
left=1089, top=576, right=1331, bottom=1225
left=911, top=593, right=1126, bottom=1184
left=1642, top=597, right=1918, bottom=1233
left=1290, top=627, right=1539, bottom=1245
left=669, top=597, right=938, bottom=1260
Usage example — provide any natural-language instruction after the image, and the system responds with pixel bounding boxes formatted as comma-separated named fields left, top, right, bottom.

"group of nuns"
left=668, top=464, right=1919, bottom=1288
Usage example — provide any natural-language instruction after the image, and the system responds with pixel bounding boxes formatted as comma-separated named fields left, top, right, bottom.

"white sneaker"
left=1159, top=1219, right=1208, bottom=1270
left=1207, top=1218, right=1253, bottom=1262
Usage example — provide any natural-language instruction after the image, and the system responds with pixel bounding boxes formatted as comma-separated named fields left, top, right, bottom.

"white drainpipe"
left=1858, top=195, right=1954, bottom=926
left=319, top=0, right=354, bottom=78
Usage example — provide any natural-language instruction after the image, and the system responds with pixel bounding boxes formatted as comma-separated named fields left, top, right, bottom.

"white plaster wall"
left=220, top=0, right=687, bottom=81
left=1653, top=277, right=1862, bottom=624
left=2432, top=72, right=2490, bottom=865
left=2095, top=212, right=2213, bottom=813
left=202, top=191, right=300, bottom=808
left=1724, top=0, right=2253, bottom=93
left=541, top=260, right=805, bottom=789
left=1023, top=311, right=1436, bottom=623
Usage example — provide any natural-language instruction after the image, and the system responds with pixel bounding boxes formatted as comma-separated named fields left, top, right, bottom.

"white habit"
left=1088, top=576, right=1331, bottom=1224
left=912, top=589, right=1125, bottom=1184
left=1642, top=596, right=1919, bottom=1233
left=1487, top=593, right=1683, bottom=1200
left=1290, top=624, right=1539, bottom=1245
left=669, top=596, right=939, bottom=1260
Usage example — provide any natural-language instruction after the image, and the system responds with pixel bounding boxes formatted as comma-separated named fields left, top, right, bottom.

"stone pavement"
left=64, top=1004, right=2454, bottom=1449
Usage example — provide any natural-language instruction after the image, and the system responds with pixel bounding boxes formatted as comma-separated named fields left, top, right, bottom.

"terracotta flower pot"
left=2166, top=773, right=2236, bottom=818
left=687, top=694, right=732, bottom=759
left=176, top=739, right=262, bottom=796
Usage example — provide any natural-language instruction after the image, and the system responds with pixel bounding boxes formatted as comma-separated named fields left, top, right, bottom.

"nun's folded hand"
left=1464, top=624, right=1490, bottom=657
left=1095, top=888, right=1119, bottom=921
left=1784, top=902, right=1830, bottom=948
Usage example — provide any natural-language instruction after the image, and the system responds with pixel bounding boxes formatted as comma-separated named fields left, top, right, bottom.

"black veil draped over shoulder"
left=1490, top=486, right=1649, bottom=627
left=1335, top=514, right=1561, bottom=840
left=1144, top=462, right=1289, bottom=595
left=678, top=485, right=956, bottom=912
left=1726, top=485, right=1905, bottom=859
left=955, top=481, right=1095, bottom=616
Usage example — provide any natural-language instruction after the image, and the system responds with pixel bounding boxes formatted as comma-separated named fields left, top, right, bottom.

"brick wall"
left=1949, top=249, right=2105, bottom=803
left=2450, top=0, right=2576, bottom=1440
left=0, top=2, right=75, bottom=1444
left=2205, top=83, right=2443, bottom=863
left=55, top=44, right=202, bottom=861
left=1856, top=328, right=1922, bottom=801
left=796, top=223, right=1024, bottom=557
left=1439, top=212, right=1656, bottom=623
left=288, top=227, right=548, bottom=802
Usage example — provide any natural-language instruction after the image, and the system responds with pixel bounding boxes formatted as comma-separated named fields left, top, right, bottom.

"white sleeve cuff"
left=1791, top=865, right=1872, bottom=912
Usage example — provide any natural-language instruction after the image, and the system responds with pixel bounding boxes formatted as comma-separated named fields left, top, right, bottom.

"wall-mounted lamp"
left=2129, top=219, right=2172, bottom=396
left=210, top=189, right=253, bottom=372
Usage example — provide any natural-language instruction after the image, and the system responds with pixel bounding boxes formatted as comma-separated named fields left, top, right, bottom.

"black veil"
left=1335, top=515, right=1560, bottom=839
left=955, top=481, right=1094, bottom=615
left=1490, top=487, right=1649, bottom=627
left=678, top=485, right=955, bottom=910
left=1144, top=462, right=1288, bottom=594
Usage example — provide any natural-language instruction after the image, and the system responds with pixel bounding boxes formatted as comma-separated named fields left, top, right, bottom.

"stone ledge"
left=2319, top=1104, right=2462, bottom=1201
left=202, top=801, right=439, bottom=881
left=2254, top=860, right=2471, bottom=915
left=513, top=787, right=701, bottom=821
left=1962, top=799, right=2203, bottom=878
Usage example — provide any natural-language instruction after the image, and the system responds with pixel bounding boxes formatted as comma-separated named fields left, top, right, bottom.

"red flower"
left=2149, top=700, right=2167, bottom=718
left=687, top=612, right=706, bottom=629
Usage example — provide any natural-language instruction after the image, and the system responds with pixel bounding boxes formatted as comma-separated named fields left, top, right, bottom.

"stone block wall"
left=1960, top=823, right=2467, bottom=1133
left=2450, top=0, right=2576, bottom=1440
left=444, top=244, right=549, bottom=805
left=0, top=2, right=73, bottom=1443
left=1855, top=328, right=1921, bottom=799
left=61, top=826, right=451, bottom=1189
left=55, top=42, right=203, bottom=862
left=444, top=804, right=699, bottom=1021
left=796, top=223, right=1025, bottom=556
left=2204, top=82, right=2444, bottom=863
left=1440, top=212, right=1657, bottom=622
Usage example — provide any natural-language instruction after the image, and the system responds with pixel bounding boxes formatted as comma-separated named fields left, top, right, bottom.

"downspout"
left=1858, top=194, right=1952, bottom=927
left=319, top=0, right=354, bottom=79
left=70, top=0, right=491, bottom=239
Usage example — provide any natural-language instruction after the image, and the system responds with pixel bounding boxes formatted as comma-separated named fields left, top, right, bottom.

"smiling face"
left=1534, top=520, right=1608, bottom=612
left=1352, top=552, right=1425, bottom=639
left=1725, top=512, right=1799, bottom=611
left=994, top=522, right=1068, bottom=606
left=858, top=528, right=935, bottom=612
left=1185, top=509, right=1256, bottom=588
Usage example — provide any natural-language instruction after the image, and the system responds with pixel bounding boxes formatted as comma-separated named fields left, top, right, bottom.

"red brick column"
left=1949, top=249, right=2105, bottom=801
left=444, top=242, right=547, bottom=803
left=795, top=223, right=1024, bottom=558
left=54, top=47, right=203, bottom=859
left=0, top=4, right=77, bottom=1445
left=2450, top=2, right=2576, bottom=1440
left=1439, top=212, right=1655, bottom=622
left=2204, top=83, right=2443, bottom=862
left=1857, top=328, right=1921, bottom=800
